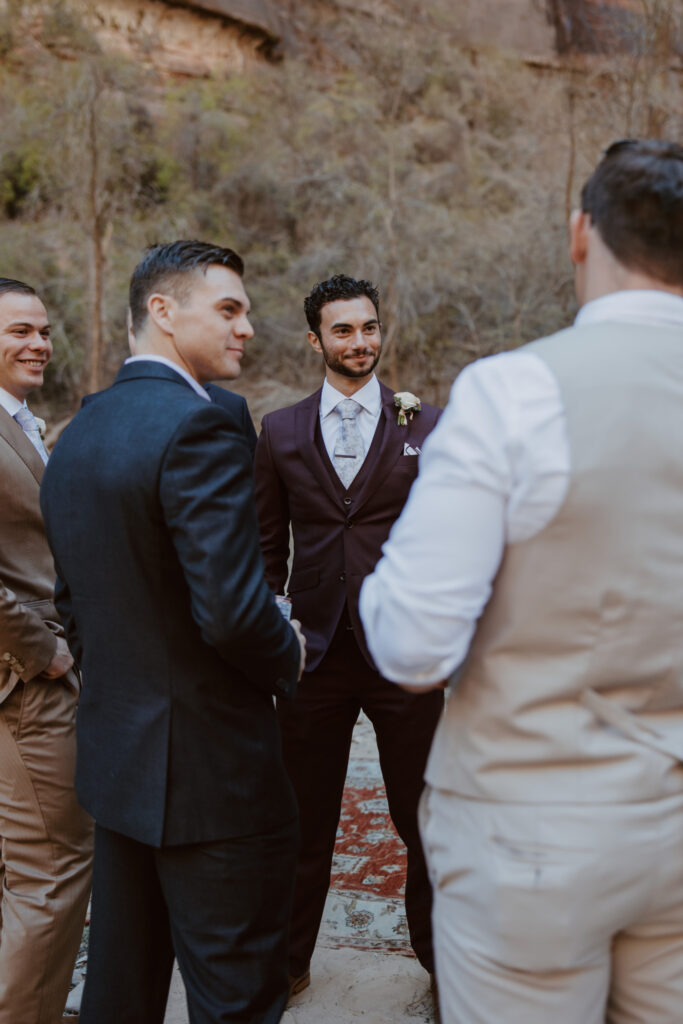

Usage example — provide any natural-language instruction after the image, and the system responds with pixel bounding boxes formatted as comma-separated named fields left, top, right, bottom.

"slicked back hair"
left=581, top=138, right=683, bottom=286
left=304, top=274, right=380, bottom=338
left=0, top=277, right=37, bottom=300
left=129, top=240, right=245, bottom=334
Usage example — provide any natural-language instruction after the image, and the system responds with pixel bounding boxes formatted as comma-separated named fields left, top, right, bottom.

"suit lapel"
left=296, top=387, right=340, bottom=507
left=0, top=406, right=44, bottom=486
left=351, top=382, right=405, bottom=516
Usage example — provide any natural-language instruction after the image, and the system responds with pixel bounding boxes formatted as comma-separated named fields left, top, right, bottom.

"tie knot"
left=13, top=405, right=49, bottom=464
left=337, top=399, right=360, bottom=421
left=14, top=406, right=35, bottom=430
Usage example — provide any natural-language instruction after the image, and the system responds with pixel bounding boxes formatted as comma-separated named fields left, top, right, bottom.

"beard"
left=320, top=344, right=382, bottom=379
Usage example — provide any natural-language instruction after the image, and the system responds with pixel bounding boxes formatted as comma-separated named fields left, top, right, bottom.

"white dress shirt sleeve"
left=359, top=351, right=570, bottom=685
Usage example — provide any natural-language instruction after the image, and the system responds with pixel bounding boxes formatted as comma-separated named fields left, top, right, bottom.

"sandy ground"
left=164, top=947, right=436, bottom=1024
left=163, top=715, right=437, bottom=1023
left=66, top=718, right=437, bottom=1023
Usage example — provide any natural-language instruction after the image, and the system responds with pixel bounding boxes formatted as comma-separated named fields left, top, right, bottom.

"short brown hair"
left=304, top=275, right=380, bottom=339
left=0, top=277, right=37, bottom=299
left=581, top=139, right=683, bottom=286
left=129, top=240, right=244, bottom=334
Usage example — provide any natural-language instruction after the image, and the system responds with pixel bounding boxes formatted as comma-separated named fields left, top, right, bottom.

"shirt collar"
left=320, top=374, right=381, bottom=419
left=575, top=290, right=683, bottom=330
left=0, top=386, right=26, bottom=418
left=124, top=355, right=210, bottom=401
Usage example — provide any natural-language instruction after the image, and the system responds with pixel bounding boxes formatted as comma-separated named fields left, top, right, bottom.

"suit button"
left=343, top=498, right=352, bottom=506
left=339, top=574, right=346, bottom=582
left=345, top=520, right=353, bottom=529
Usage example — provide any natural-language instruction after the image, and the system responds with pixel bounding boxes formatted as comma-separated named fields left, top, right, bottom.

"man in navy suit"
left=41, top=241, right=306, bottom=1024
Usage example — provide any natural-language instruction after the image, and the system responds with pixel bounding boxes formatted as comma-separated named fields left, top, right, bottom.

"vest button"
left=343, top=498, right=352, bottom=506
left=339, top=574, right=346, bottom=582
left=345, top=520, right=353, bottom=529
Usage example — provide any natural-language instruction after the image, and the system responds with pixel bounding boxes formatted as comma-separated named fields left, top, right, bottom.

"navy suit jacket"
left=205, top=383, right=257, bottom=459
left=83, top=379, right=257, bottom=459
left=41, top=360, right=300, bottom=847
left=254, top=380, right=441, bottom=672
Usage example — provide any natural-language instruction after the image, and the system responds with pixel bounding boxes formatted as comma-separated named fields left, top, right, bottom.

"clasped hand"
left=289, top=619, right=307, bottom=681
left=42, top=636, right=74, bottom=679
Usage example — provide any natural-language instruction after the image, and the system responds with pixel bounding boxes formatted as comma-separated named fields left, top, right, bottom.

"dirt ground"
left=163, top=947, right=436, bottom=1024
left=163, top=714, right=438, bottom=1024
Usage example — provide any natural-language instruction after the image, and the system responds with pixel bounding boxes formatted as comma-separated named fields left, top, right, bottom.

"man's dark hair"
left=129, top=240, right=244, bottom=334
left=581, top=138, right=683, bottom=286
left=0, top=277, right=37, bottom=299
left=304, top=274, right=380, bottom=338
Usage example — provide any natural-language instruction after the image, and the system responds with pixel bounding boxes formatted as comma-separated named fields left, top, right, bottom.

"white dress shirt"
left=319, top=374, right=382, bottom=464
left=0, top=385, right=24, bottom=415
left=360, top=289, right=683, bottom=686
left=0, top=386, right=24, bottom=418
left=124, top=355, right=210, bottom=401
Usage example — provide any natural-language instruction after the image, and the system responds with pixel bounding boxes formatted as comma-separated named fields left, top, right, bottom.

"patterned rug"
left=318, top=753, right=413, bottom=955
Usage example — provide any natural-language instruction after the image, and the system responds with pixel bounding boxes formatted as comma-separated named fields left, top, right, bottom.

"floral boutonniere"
left=393, top=391, right=421, bottom=427
left=35, top=417, right=47, bottom=441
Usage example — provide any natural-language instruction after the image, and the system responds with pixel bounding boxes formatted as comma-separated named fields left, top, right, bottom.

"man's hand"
left=290, top=619, right=307, bottom=681
left=41, top=637, right=74, bottom=679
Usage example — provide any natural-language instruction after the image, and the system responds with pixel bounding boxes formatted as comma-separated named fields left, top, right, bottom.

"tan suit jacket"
left=0, top=406, right=69, bottom=702
left=0, top=404, right=91, bottom=1024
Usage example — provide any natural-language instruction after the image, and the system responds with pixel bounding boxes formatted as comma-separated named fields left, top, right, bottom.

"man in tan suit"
left=0, top=277, right=92, bottom=1024
left=361, top=139, right=683, bottom=1023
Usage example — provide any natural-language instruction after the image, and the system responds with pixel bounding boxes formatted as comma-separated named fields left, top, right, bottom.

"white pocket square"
left=403, top=443, right=421, bottom=456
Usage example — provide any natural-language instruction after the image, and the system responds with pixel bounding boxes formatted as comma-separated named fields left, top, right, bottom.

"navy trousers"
left=80, top=819, right=298, bottom=1024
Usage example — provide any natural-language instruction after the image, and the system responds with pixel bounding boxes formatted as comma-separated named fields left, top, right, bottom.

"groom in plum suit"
left=254, top=274, right=443, bottom=1000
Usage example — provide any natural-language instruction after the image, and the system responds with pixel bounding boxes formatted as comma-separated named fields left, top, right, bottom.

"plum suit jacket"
left=254, top=380, right=440, bottom=673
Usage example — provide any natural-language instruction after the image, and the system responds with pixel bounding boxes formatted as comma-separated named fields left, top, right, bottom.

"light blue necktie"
left=333, top=399, right=364, bottom=489
left=14, top=406, right=49, bottom=465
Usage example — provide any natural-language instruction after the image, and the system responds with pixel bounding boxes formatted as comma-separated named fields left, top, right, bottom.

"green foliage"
left=0, top=0, right=679, bottom=408
left=0, top=146, right=43, bottom=217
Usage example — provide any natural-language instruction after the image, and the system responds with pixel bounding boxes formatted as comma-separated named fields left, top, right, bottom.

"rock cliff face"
left=79, top=0, right=682, bottom=76
left=450, top=0, right=556, bottom=56
left=91, top=0, right=285, bottom=75
left=546, top=0, right=681, bottom=56
left=188, top=0, right=286, bottom=41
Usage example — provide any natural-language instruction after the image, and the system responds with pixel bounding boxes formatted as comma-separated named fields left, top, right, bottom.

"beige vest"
left=426, top=320, right=683, bottom=804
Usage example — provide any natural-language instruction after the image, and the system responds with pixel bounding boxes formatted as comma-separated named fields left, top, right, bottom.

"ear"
left=307, top=330, right=323, bottom=354
left=147, top=292, right=176, bottom=336
left=569, top=209, right=589, bottom=267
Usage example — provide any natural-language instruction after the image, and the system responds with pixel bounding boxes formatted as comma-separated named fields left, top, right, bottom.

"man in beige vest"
left=360, top=139, right=683, bottom=1023
left=0, top=277, right=93, bottom=1023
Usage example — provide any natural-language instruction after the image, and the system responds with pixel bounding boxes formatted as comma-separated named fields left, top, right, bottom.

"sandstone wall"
left=453, top=0, right=556, bottom=57
left=91, top=0, right=279, bottom=75
left=189, top=0, right=285, bottom=40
